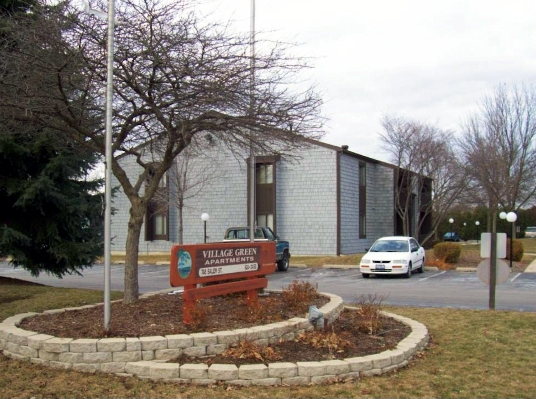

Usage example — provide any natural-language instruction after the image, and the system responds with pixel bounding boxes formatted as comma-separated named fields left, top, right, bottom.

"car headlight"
left=360, top=259, right=371, bottom=264
left=393, top=259, right=408, bottom=265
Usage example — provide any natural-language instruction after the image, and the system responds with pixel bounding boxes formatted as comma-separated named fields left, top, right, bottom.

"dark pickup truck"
left=223, top=226, right=291, bottom=271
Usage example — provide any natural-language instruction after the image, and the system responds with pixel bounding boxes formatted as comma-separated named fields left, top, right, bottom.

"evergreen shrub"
left=507, top=239, right=524, bottom=262
left=433, top=242, right=461, bottom=264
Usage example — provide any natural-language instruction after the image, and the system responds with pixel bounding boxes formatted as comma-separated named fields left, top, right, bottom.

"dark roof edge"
left=302, top=137, right=397, bottom=170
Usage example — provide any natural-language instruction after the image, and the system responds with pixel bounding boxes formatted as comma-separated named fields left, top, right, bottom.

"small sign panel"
left=480, top=233, right=507, bottom=259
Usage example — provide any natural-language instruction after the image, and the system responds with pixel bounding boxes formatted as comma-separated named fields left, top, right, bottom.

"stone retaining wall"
left=0, top=291, right=428, bottom=386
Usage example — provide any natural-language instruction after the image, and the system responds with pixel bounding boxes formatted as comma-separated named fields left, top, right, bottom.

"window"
left=248, top=156, right=279, bottom=234
left=256, top=164, right=273, bottom=184
left=145, top=168, right=169, bottom=241
left=153, top=214, right=167, bottom=236
left=158, top=171, right=167, bottom=188
left=257, top=214, right=274, bottom=230
left=255, top=161, right=276, bottom=231
left=359, top=163, right=366, bottom=187
left=359, top=213, right=366, bottom=238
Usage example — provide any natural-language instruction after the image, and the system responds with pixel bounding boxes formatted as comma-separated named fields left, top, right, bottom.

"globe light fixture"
left=201, top=213, right=210, bottom=243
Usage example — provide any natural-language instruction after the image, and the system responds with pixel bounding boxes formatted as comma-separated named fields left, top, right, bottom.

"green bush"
left=507, top=239, right=524, bottom=262
left=433, top=242, right=462, bottom=264
left=422, top=238, right=442, bottom=250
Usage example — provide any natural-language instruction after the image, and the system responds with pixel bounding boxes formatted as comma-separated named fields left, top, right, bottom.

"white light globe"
left=499, top=211, right=507, bottom=220
left=449, top=218, right=454, bottom=223
left=201, top=213, right=210, bottom=222
left=506, top=212, right=517, bottom=223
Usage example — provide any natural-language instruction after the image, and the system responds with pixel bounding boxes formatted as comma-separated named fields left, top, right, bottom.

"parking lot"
left=1, top=262, right=535, bottom=311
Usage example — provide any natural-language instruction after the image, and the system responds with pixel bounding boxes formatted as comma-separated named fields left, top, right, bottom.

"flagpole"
left=249, top=0, right=256, bottom=242
left=103, top=0, right=115, bottom=331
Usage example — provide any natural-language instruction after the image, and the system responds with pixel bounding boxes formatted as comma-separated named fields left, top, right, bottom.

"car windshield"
left=369, top=240, right=409, bottom=253
left=226, top=228, right=263, bottom=239
left=527, top=227, right=536, bottom=233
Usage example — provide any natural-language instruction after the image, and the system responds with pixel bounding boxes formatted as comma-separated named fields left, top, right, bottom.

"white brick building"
left=110, top=138, right=429, bottom=256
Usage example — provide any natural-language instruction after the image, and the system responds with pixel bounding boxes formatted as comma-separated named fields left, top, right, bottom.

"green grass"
left=1, top=281, right=535, bottom=398
left=519, top=237, right=536, bottom=253
left=0, top=282, right=123, bottom=322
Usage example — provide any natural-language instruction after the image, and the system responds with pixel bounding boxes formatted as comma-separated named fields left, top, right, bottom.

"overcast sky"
left=197, top=0, right=536, bottom=162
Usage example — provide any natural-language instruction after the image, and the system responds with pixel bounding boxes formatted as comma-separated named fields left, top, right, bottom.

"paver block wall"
left=0, top=294, right=429, bottom=386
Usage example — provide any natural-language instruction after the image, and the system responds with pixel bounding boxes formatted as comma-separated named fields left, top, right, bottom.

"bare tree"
left=0, top=0, right=324, bottom=303
left=380, top=115, right=468, bottom=244
left=151, top=139, right=224, bottom=244
left=458, top=84, right=536, bottom=226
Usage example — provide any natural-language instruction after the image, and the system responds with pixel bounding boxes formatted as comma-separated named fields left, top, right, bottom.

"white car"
left=359, top=236, right=425, bottom=278
left=525, top=227, right=536, bottom=238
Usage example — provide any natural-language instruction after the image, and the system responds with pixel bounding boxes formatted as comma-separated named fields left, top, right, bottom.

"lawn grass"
left=1, top=282, right=535, bottom=398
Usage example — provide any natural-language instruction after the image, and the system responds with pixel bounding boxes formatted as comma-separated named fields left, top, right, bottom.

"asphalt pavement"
left=1, top=260, right=535, bottom=312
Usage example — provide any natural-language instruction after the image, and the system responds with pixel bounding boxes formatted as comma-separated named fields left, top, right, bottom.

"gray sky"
left=198, top=0, right=536, bottom=162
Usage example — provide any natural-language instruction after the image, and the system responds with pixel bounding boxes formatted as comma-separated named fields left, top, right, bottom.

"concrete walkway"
left=524, top=256, right=536, bottom=273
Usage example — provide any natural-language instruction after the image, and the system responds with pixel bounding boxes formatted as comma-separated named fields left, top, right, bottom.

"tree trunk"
left=123, top=199, right=146, bottom=304
left=178, top=197, right=184, bottom=244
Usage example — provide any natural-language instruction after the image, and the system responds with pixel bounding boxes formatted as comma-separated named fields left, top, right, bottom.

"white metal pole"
left=103, top=0, right=115, bottom=331
left=249, top=0, right=255, bottom=242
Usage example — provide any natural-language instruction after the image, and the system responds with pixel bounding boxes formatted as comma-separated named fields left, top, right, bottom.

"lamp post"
left=475, top=221, right=480, bottom=243
left=506, top=212, right=517, bottom=268
left=500, top=211, right=517, bottom=268
left=201, top=213, right=209, bottom=243
left=449, top=218, right=454, bottom=241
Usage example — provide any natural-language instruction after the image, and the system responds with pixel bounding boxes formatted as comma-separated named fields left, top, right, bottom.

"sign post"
left=170, top=241, right=276, bottom=323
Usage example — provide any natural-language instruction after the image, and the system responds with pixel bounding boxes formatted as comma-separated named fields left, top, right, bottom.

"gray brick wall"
left=364, top=163, right=395, bottom=249
left=339, top=155, right=359, bottom=254
left=276, top=146, right=337, bottom=255
left=112, top=140, right=398, bottom=256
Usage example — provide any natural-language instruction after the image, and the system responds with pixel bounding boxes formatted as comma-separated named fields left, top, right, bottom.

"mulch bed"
left=19, top=292, right=411, bottom=365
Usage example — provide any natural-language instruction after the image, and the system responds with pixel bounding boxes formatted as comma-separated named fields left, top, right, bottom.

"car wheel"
left=362, top=273, right=370, bottom=278
left=277, top=252, right=289, bottom=272
left=405, top=262, right=412, bottom=278
left=418, top=257, right=425, bottom=273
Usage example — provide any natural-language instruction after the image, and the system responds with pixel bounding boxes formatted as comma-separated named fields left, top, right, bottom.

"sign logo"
left=177, top=248, right=192, bottom=279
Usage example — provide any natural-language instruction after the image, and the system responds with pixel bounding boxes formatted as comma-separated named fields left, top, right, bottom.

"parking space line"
left=510, top=272, right=521, bottom=283
left=419, top=271, right=447, bottom=281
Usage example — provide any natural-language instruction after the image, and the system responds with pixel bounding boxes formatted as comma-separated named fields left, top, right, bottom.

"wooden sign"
left=170, top=241, right=276, bottom=323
